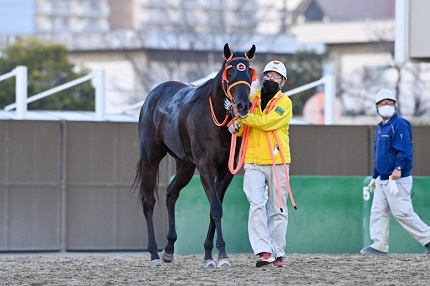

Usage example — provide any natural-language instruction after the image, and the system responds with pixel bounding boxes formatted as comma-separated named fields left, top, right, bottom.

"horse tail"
left=130, top=157, right=143, bottom=196
left=130, top=155, right=161, bottom=203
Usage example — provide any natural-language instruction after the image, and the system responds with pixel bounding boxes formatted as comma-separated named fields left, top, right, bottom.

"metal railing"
left=0, top=66, right=28, bottom=119
left=284, top=75, right=336, bottom=125
left=1, top=66, right=106, bottom=120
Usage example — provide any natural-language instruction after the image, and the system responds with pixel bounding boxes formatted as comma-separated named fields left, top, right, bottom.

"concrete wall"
left=1, top=121, right=429, bottom=252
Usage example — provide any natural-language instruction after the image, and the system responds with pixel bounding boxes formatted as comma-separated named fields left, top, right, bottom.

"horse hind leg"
left=138, top=155, right=165, bottom=267
left=162, top=160, right=196, bottom=263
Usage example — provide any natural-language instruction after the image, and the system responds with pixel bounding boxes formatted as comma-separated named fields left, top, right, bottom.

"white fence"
left=2, top=66, right=336, bottom=124
left=1, top=66, right=106, bottom=120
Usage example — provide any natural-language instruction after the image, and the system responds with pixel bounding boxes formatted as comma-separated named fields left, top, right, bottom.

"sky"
left=0, top=0, right=35, bottom=35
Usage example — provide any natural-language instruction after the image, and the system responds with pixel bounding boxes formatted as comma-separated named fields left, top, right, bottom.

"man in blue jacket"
left=361, top=89, right=430, bottom=255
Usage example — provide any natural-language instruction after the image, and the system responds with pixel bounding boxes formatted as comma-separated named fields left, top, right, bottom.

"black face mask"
left=262, top=80, right=280, bottom=95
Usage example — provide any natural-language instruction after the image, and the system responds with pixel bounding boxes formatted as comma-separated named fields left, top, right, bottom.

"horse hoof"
left=150, top=259, right=163, bottom=267
left=217, top=259, right=231, bottom=268
left=201, top=259, right=216, bottom=268
left=161, top=250, right=174, bottom=263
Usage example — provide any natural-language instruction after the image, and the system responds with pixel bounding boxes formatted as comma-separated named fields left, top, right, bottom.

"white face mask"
left=377, top=105, right=395, bottom=117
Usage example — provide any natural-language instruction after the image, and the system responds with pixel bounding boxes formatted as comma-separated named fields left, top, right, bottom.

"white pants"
left=243, top=163, right=289, bottom=258
left=370, top=182, right=430, bottom=252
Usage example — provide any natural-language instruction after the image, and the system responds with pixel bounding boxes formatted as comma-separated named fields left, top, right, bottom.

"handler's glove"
left=388, top=176, right=399, bottom=195
left=223, top=98, right=231, bottom=111
left=223, top=98, right=237, bottom=115
left=224, top=98, right=248, bottom=119
left=368, top=178, right=376, bottom=193
left=227, top=122, right=240, bottom=134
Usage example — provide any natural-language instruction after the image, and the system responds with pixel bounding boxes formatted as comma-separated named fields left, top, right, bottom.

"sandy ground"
left=0, top=252, right=429, bottom=285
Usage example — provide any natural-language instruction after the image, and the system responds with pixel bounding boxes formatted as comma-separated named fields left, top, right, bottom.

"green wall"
left=175, top=176, right=430, bottom=255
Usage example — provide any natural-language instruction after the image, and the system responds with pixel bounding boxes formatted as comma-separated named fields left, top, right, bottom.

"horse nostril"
left=236, top=102, right=251, bottom=112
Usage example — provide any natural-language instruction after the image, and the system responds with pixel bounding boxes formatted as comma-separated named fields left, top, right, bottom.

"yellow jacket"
left=239, top=89, right=292, bottom=165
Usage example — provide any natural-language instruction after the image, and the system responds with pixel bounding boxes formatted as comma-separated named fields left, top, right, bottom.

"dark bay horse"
left=131, top=43, right=256, bottom=268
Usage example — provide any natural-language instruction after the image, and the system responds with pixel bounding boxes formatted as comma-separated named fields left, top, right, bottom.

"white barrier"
left=2, top=67, right=106, bottom=121
left=285, top=75, right=336, bottom=125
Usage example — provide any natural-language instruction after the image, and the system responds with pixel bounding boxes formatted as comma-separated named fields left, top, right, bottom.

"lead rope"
left=266, top=131, right=297, bottom=210
left=273, top=130, right=297, bottom=209
left=209, top=97, right=230, bottom=126
left=228, top=97, right=258, bottom=174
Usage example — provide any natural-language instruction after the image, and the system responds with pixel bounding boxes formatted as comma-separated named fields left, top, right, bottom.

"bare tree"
left=339, top=23, right=430, bottom=118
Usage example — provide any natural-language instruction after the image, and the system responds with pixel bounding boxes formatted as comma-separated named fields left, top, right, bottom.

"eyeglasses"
left=377, top=100, right=395, bottom=107
left=263, top=72, right=283, bottom=80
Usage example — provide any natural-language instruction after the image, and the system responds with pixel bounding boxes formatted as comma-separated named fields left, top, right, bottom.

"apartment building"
left=36, top=0, right=110, bottom=33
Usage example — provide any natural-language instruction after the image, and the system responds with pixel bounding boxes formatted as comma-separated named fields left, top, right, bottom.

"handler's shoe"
left=256, top=252, right=275, bottom=267
left=425, top=242, right=430, bottom=255
left=273, top=257, right=287, bottom=268
left=360, top=246, right=388, bottom=255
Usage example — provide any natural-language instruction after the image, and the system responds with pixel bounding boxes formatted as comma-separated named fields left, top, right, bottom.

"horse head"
left=222, top=43, right=256, bottom=118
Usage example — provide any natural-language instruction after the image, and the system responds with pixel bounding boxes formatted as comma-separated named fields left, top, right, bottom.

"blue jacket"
left=373, top=113, right=413, bottom=180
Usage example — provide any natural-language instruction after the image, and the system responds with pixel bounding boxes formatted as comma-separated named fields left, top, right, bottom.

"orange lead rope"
left=209, top=97, right=229, bottom=126
left=266, top=131, right=297, bottom=210
left=228, top=97, right=258, bottom=174
left=228, top=125, right=250, bottom=174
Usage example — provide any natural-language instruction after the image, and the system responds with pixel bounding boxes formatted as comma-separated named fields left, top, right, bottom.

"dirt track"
left=0, top=252, right=429, bottom=285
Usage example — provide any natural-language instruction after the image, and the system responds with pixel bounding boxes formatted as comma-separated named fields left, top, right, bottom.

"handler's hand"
left=391, top=169, right=401, bottom=180
left=388, top=176, right=399, bottom=195
left=228, top=122, right=240, bottom=134
left=368, top=178, right=376, bottom=193
left=223, top=98, right=233, bottom=112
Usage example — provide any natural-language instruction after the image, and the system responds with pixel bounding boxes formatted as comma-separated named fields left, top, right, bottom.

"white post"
left=95, top=70, right=106, bottom=121
left=324, top=74, right=335, bottom=125
left=15, top=66, right=28, bottom=119
left=395, top=0, right=409, bottom=64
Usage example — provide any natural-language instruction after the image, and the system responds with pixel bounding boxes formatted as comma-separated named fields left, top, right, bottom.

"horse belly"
left=149, top=82, right=196, bottom=162
left=157, top=110, right=194, bottom=163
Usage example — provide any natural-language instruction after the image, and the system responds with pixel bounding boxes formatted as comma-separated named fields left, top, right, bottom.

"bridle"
left=209, top=54, right=256, bottom=126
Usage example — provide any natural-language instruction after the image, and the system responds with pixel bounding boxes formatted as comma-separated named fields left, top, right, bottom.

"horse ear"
left=246, top=44, right=256, bottom=60
left=224, top=43, right=232, bottom=59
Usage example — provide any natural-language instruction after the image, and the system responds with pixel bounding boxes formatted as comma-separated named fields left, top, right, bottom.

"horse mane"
left=189, top=60, right=225, bottom=104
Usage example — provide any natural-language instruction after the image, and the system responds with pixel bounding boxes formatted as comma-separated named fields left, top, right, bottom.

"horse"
left=131, top=43, right=256, bottom=268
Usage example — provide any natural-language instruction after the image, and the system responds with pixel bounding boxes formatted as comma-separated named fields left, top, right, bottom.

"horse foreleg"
left=202, top=219, right=216, bottom=268
left=201, top=181, right=229, bottom=268
left=198, top=162, right=234, bottom=268
left=210, top=198, right=231, bottom=268
left=213, top=169, right=234, bottom=268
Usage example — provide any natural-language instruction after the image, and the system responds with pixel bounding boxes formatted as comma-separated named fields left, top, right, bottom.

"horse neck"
left=209, top=75, right=226, bottom=114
